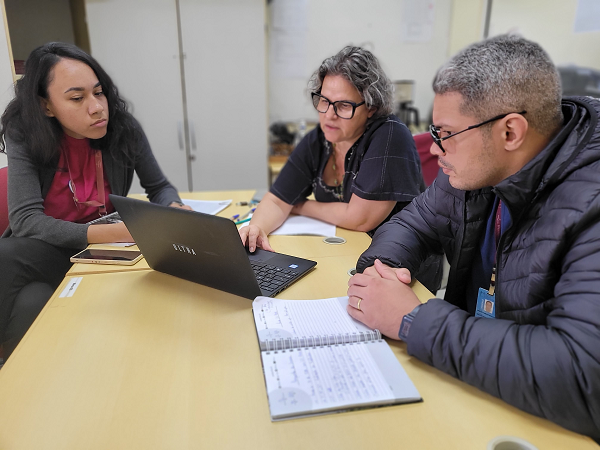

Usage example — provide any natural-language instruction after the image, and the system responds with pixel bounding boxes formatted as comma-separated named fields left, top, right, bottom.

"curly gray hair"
left=308, top=46, right=394, bottom=120
left=433, top=34, right=563, bottom=138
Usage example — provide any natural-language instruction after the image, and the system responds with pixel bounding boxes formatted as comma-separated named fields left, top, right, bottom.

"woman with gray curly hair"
left=240, top=46, right=425, bottom=252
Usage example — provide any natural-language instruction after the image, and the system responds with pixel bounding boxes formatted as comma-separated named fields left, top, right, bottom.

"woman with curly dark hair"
left=0, top=42, right=188, bottom=360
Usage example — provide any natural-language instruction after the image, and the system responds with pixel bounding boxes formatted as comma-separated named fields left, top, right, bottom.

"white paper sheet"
left=270, top=215, right=336, bottom=237
left=401, top=0, right=435, bottom=43
left=270, top=0, right=308, bottom=79
left=574, top=0, right=600, bottom=33
left=181, top=199, right=232, bottom=215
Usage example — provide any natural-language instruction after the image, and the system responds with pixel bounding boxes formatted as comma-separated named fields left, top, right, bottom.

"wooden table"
left=0, top=253, right=594, bottom=448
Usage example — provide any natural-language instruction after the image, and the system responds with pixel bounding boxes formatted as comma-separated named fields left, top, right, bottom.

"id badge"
left=475, top=288, right=496, bottom=318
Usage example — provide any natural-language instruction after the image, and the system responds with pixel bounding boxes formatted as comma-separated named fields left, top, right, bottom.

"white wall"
left=4, top=0, right=74, bottom=61
left=489, top=0, right=600, bottom=70
left=448, top=0, right=487, bottom=55
left=268, top=0, right=453, bottom=126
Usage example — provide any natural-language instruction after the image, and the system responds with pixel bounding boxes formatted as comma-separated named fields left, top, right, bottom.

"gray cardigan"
left=3, top=121, right=182, bottom=249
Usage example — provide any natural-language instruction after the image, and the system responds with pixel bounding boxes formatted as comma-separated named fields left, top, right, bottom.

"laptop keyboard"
left=251, top=262, right=300, bottom=293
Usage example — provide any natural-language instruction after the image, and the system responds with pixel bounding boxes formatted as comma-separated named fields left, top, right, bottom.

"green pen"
left=235, top=217, right=251, bottom=225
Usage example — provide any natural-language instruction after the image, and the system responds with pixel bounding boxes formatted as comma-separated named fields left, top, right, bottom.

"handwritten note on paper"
left=253, top=297, right=372, bottom=342
left=263, top=342, right=395, bottom=418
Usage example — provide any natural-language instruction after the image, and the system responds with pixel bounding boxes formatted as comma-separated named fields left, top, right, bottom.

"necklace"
left=332, top=160, right=339, bottom=185
left=331, top=144, right=341, bottom=186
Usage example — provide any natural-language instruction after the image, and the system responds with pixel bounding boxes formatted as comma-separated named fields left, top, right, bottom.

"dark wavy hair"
left=0, top=42, right=139, bottom=166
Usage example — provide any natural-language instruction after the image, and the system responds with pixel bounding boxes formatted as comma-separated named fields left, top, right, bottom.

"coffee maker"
left=393, top=80, right=420, bottom=130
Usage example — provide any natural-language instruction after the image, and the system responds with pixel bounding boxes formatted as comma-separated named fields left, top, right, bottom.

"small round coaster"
left=323, top=236, right=346, bottom=245
left=347, top=268, right=356, bottom=277
left=487, top=436, right=539, bottom=450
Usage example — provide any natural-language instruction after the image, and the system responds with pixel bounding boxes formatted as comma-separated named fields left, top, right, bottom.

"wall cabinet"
left=85, top=0, right=268, bottom=192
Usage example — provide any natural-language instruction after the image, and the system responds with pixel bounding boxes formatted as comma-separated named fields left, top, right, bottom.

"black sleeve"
left=269, top=129, right=321, bottom=205
left=352, top=119, right=424, bottom=202
left=408, top=213, right=600, bottom=440
left=357, top=178, right=444, bottom=274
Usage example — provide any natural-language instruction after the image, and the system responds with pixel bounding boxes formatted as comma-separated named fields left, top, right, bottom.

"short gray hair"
left=308, top=46, right=394, bottom=120
left=433, top=35, right=563, bottom=137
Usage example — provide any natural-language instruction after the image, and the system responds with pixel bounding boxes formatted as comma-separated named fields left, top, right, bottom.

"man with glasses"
left=347, top=35, right=600, bottom=441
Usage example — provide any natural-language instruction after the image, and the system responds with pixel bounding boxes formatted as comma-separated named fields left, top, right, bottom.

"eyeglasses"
left=311, top=92, right=365, bottom=119
left=429, top=110, right=527, bottom=153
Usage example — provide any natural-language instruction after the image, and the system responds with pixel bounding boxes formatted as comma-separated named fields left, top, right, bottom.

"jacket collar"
left=492, top=98, right=597, bottom=210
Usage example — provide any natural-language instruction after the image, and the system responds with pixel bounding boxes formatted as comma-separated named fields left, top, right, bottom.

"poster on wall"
left=573, top=0, right=600, bottom=33
left=270, top=0, right=309, bottom=79
left=401, top=0, right=435, bottom=43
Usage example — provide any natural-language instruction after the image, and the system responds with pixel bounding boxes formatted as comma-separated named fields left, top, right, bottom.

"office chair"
left=413, top=132, right=439, bottom=186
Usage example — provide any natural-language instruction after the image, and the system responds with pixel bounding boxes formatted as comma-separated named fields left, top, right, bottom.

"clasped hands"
left=347, top=259, right=421, bottom=340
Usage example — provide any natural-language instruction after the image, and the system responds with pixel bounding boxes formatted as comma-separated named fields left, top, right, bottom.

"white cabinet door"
left=179, top=0, right=269, bottom=191
left=85, top=0, right=190, bottom=192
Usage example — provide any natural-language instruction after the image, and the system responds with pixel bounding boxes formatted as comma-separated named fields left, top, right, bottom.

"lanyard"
left=488, top=200, right=502, bottom=295
left=66, top=149, right=107, bottom=216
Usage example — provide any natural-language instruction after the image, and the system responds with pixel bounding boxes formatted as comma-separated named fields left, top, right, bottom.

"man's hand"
left=347, top=259, right=420, bottom=339
left=362, top=259, right=412, bottom=284
left=238, top=224, right=274, bottom=253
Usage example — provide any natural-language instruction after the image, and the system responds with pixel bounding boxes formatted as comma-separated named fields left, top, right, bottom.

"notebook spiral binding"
left=261, top=330, right=382, bottom=352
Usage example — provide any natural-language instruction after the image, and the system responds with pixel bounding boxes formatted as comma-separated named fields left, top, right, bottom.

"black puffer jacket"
left=357, top=97, right=600, bottom=439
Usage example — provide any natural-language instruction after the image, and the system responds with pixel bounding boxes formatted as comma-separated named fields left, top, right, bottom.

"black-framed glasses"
left=429, top=110, right=527, bottom=153
left=311, top=92, right=365, bottom=119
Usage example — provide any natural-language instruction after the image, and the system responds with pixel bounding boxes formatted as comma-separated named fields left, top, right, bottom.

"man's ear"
left=40, top=97, right=54, bottom=118
left=367, top=106, right=377, bottom=119
left=502, top=113, right=528, bottom=151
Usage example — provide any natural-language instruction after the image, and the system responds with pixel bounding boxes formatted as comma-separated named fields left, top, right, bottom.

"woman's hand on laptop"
left=169, top=202, right=193, bottom=211
left=239, top=224, right=274, bottom=253
left=87, top=222, right=134, bottom=244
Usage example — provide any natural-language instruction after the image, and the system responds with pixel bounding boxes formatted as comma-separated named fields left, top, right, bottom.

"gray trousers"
left=0, top=237, right=76, bottom=359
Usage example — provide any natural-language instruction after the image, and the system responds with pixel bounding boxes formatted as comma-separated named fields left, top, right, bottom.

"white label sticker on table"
left=59, top=277, right=83, bottom=298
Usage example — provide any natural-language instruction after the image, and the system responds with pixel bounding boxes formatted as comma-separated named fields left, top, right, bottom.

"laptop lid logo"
left=172, top=243, right=196, bottom=255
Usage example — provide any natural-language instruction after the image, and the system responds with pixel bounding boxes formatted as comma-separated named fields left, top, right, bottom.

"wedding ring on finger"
left=356, top=297, right=363, bottom=311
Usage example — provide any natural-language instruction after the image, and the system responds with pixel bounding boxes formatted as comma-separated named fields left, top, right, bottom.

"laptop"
left=110, top=195, right=317, bottom=299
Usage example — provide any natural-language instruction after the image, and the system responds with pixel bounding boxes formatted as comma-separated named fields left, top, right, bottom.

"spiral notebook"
left=252, top=296, right=421, bottom=421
